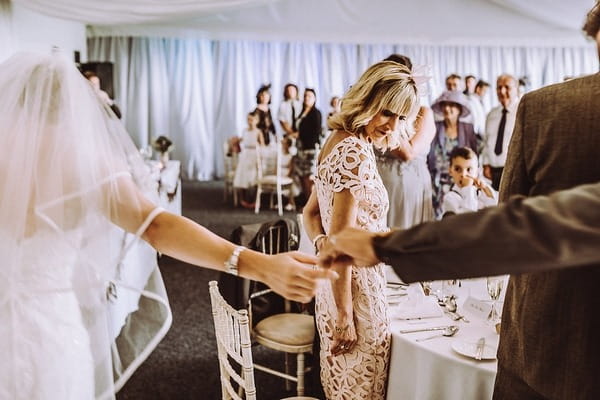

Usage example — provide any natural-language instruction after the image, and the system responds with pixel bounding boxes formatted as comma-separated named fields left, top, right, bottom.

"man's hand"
left=318, top=228, right=383, bottom=268
left=483, top=165, right=492, bottom=180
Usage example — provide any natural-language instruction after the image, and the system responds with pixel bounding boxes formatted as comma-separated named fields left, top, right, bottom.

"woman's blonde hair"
left=328, top=61, right=419, bottom=148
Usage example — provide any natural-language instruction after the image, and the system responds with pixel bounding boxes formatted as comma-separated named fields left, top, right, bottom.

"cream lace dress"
left=313, top=135, right=391, bottom=400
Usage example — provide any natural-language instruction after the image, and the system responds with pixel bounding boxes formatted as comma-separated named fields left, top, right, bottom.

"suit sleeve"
left=373, top=182, right=600, bottom=282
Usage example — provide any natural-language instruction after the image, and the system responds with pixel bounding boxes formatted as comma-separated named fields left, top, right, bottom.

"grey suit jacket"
left=375, top=73, right=600, bottom=399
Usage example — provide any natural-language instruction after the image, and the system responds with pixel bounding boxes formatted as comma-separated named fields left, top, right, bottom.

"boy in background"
left=442, top=146, right=497, bottom=217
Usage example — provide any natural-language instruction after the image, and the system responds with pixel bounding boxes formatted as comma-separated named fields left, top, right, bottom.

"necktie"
left=494, top=108, right=507, bottom=155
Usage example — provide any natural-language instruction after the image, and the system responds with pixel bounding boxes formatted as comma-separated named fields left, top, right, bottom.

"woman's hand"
left=331, top=312, right=357, bottom=356
left=319, top=228, right=381, bottom=268
left=483, top=165, right=492, bottom=180
left=247, top=251, right=338, bottom=303
left=390, top=136, right=413, bottom=161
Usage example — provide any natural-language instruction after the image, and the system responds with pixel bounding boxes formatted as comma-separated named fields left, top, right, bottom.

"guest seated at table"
left=234, top=111, right=264, bottom=208
left=442, top=146, right=497, bottom=217
left=303, top=60, right=419, bottom=400
left=0, top=52, right=334, bottom=400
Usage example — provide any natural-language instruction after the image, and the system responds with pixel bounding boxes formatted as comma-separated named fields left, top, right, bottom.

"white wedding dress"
left=0, top=52, right=172, bottom=400
left=313, top=135, right=391, bottom=400
left=0, top=229, right=95, bottom=400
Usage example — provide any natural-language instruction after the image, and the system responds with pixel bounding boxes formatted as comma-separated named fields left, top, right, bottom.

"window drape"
left=88, top=36, right=597, bottom=180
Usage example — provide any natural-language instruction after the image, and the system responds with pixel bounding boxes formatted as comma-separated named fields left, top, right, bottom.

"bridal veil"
left=0, top=51, right=171, bottom=399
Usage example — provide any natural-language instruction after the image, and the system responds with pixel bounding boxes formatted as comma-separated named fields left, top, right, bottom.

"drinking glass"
left=139, top=145, right=152, bottom=161
left=420, top=281, right=433, bottom=296
left=486, top=277, right=504, bottom=323
left=442, top=279, right=460, bottom=300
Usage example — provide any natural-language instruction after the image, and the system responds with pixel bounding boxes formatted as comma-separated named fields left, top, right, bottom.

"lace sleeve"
left=326, top=137, right=380, bottom=203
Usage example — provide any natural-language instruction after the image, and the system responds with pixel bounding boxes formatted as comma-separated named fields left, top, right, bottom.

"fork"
left=475, top=337, right=486, bottom=360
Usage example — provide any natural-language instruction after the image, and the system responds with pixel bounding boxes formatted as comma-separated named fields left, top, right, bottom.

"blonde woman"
left=303, top=61, right=419, bottom=400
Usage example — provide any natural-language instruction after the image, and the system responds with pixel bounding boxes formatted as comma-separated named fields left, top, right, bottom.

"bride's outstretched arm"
left=110, top=177, right=335, bottom=302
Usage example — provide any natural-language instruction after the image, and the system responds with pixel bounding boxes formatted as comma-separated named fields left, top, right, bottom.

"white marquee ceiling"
left=15, top=0, right=597, bottom=46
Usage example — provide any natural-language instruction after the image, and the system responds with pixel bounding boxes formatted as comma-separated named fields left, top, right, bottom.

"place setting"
left=389, top=276, right=507, bottom=362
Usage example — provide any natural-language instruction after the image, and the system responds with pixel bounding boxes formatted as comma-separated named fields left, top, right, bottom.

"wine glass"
left=486, top=276, right=504, bottom=324
left=139, top=145, right=152, bottom=161
left=420, top=281, right=433, bottom=296
left=442, top=279, right=460, bottom=300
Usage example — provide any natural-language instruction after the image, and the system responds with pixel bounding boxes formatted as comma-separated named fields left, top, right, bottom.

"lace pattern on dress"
left=313, top=135, right=391, bottom=400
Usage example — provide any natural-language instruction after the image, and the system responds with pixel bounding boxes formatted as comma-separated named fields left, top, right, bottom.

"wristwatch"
left=224, top=245, right=246, bottom=276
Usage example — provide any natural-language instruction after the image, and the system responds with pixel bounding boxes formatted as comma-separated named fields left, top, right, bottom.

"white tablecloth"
left=107, top=159, right=181, bottom=339
left=147, top=160, right=182, bottom=215
left=386, top=272, right=508, bottom=400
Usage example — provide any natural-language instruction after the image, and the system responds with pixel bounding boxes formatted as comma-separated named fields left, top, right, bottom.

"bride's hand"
left=248, top=251, right=338, bottom=303
left=331, top=313, right=357, bottom=356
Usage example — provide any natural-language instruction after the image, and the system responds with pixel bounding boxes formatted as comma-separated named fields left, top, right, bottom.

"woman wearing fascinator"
left=0, top=52, right=334, bottom=400
left=427, top=89, right=478, bottom=218
left=375, top=54, right=436, bottom=230
left=303, top=61, right=419, bottom=399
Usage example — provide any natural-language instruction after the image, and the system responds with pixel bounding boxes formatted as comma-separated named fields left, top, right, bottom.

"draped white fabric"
left=88, top=37, right=598, bottom=180
left=13, top=0, right=281, bottom=24
left=83, top=0, right=595, bottom=47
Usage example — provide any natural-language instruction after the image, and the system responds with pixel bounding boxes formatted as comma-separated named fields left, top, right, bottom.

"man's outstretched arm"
left=320, top=182, right=600, bottom=282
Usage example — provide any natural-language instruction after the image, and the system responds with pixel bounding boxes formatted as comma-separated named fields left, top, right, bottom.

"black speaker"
left=80, top=62, right=115, bottom=99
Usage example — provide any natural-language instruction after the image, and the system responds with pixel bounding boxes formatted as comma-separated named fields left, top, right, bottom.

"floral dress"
left=313, top=135, right=391, bottom=400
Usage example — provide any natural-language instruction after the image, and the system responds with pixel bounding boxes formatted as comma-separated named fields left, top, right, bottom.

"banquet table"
left=386, top=273, right=508, bottom=400
left=147, top=159, right=182, bottom=215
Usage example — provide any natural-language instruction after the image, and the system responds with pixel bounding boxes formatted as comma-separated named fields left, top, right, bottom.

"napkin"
left=389, top=283, right=444, bottom=320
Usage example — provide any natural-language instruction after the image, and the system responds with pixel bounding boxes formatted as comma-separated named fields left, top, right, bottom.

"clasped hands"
left=274, top=228, right=382, bottom=303
left=318, top=228, right=384, bottom=269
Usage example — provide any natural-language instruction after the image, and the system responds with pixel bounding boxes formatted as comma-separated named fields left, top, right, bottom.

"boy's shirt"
left=442, top=183, right=498, bottom=216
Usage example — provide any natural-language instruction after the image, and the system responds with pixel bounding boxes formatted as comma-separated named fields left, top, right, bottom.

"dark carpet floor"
left=117, top=180, right=324, bottom=400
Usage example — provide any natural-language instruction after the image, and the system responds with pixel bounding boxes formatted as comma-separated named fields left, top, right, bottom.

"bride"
left=0, top=52, right=334, bottom=400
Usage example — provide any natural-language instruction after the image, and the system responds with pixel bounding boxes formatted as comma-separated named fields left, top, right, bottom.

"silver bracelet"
left=312, top=233, right=327, bottom=254
left=224, top=245, right=246, bottom=276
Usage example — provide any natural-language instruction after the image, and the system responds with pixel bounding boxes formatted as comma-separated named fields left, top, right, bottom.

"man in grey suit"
left=320, top=3, right=600, bottom=399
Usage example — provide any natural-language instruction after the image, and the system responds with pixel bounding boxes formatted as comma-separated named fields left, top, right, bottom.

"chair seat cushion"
left=254, top=313, right=314, bottom=349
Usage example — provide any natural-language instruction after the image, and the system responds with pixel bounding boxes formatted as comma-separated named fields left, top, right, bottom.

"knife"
left=475, top=337, right=486, bottom=360
left=399, top=325, right=456, bottom=334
